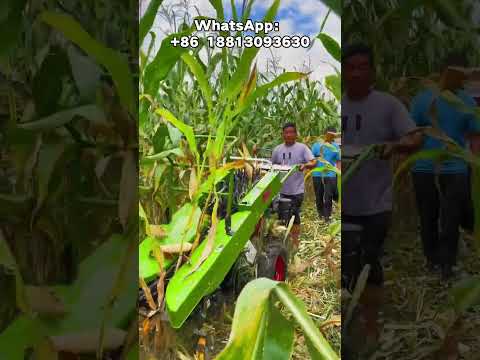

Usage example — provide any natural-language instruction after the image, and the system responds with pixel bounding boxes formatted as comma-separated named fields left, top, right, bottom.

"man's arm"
left=300, top=159, right=317, bottom=171
left=395, top=130, right=424, bottom=152
left=381, top=129, right=423, bottom=159
left=383, top=94, right=424, bottom=157
left=299, top=145, right=317, bottom=171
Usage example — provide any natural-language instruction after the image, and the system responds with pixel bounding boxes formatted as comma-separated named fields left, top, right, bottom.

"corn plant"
left=0, top=1, right=138, bottom=358
left=215, top=278, right=338, bottom=360
left=343, top=0, right=480, bottom=92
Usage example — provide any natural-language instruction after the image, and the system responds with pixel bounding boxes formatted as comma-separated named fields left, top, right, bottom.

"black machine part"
left=272, top=196, right=293, bottom=227
left=256, top=242, right=288, bottom=280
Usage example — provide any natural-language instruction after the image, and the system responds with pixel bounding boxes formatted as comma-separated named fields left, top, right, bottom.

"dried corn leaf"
left=186, top=197, right=219, bottom=277
left=149, top=224, right=167, bottom=238
left=189, top=167, right=198, bottom=200
left=319, top=315, right=341, bottom=331
left=160, top=243, right=193, bottom=254
left=139, top=277, right=157, bottom=311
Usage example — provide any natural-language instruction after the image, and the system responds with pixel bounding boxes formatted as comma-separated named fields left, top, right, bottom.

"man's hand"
left=300, top=159, right=317, bottom=171
left=379, top=143, right=395, bottom=159
left=396, top=130, right=424, bottom=152
left=377, top=130, right=424, bottom=160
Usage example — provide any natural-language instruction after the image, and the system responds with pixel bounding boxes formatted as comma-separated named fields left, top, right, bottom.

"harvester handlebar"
left=229, top=156, right=299, bottom=173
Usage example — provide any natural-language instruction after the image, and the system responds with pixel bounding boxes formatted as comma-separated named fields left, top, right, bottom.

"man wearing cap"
left=311, top=127, right=341, bottom=222
left=411, top=53, right=480, bottom=280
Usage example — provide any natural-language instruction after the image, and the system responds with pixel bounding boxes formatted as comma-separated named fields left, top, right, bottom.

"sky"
left=140, top=0, right=340, bottom=82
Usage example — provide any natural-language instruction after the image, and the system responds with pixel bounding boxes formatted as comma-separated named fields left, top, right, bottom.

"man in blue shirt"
left=410, top=53, right=480, bottom=280
left=311, top=127, right=340, bottom=222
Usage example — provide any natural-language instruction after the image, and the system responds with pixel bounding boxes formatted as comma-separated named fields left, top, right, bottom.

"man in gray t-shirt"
left=341, top=43, right=422, bottom=345
left=342, top=91, right=416, bottom=216
left=271, top=123, right=316, bottom=249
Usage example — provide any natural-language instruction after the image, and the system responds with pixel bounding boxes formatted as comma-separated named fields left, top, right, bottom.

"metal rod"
left=225, top=170, right=234, bottom=235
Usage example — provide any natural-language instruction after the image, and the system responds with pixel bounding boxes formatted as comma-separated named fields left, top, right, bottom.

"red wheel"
left=273, top=255, right=286, bottom=281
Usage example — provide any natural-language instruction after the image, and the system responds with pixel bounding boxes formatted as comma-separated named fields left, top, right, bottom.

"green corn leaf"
left=32, top=45, right=71, bottom=117
left=51, top=234, right=137, bottom=332
left=230, top=0, right=239, bottom=21
left=0, top=227, right=28, bottom=317
left=142, top=21, right=202, bottom=96
left=155, top=108, right=199, bottom=164
left=223, top=0, right=280, bottom=102
left=0, top=1, right=10, bottom=23
left=0, top=235, right=136, bottom=358
left=0, top=316, right=44, bottom=360
left=152, top=124, right=169, bottom=153
left=127, top=345, right=139, bottom=360
left=325, top=74, right=341, bottom=101
left=33, top=143, right=67, bottom=221
left=317, top=33, right=340, bottom=62
left=209, top=0, right=225, bottom=21
left=139, top=202, right=149, bottom=231
left=234, top=72, right=308, bottom=117
left=429, top=0, right=468, bottom=30
left=450, top=276, right=480, bottom=314
left=181, top=52, right=213, bottom=112
left=241, top=0, right=257, bottom=23
left=142, top=148, right=184, bottom=164
left=274, top=284, right=338, bottom=359
left=393, top=148, right=454, bottom=182
left=318, top=0, right=341, bottom=16
left=0, top=229, right=16, bottom=274
left=261, top=302, right=294, bottom=360
left=0, top=0, right=27, bottom=57
left=0, top=194, right=32, bottom=217
left=40, top=12, right=135, bottom=115
left=215, top=278, right=279, bottom=360
left=139, top=203, right=202, bottom=279
left=215, top=278, right=338, bottom=360
left=342, top=145, right=376, bottom=184
left=139, top=0, right=164, bottom=46
left=328, top=220, right=341, bottom=237
left=119, top=151, right=137, bottom=230
left=67, top=45, right=102, bottom=103
left=207, top=52, right=224, bottom=76
left=18, top=105, right=107, bottom=131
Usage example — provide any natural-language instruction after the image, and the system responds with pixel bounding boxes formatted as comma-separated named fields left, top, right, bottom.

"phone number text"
left=170, top=35, right=311, bottom=49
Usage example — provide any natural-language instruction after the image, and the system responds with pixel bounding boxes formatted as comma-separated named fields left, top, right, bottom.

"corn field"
left=0, top=0, right=139, bottom=358
left=343, top=1, right=480, bottom=359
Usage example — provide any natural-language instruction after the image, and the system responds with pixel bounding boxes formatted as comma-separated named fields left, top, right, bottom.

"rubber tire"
left=256, top=243, right=288, bottom=280
left=220, top=254, right=252, bottom=295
